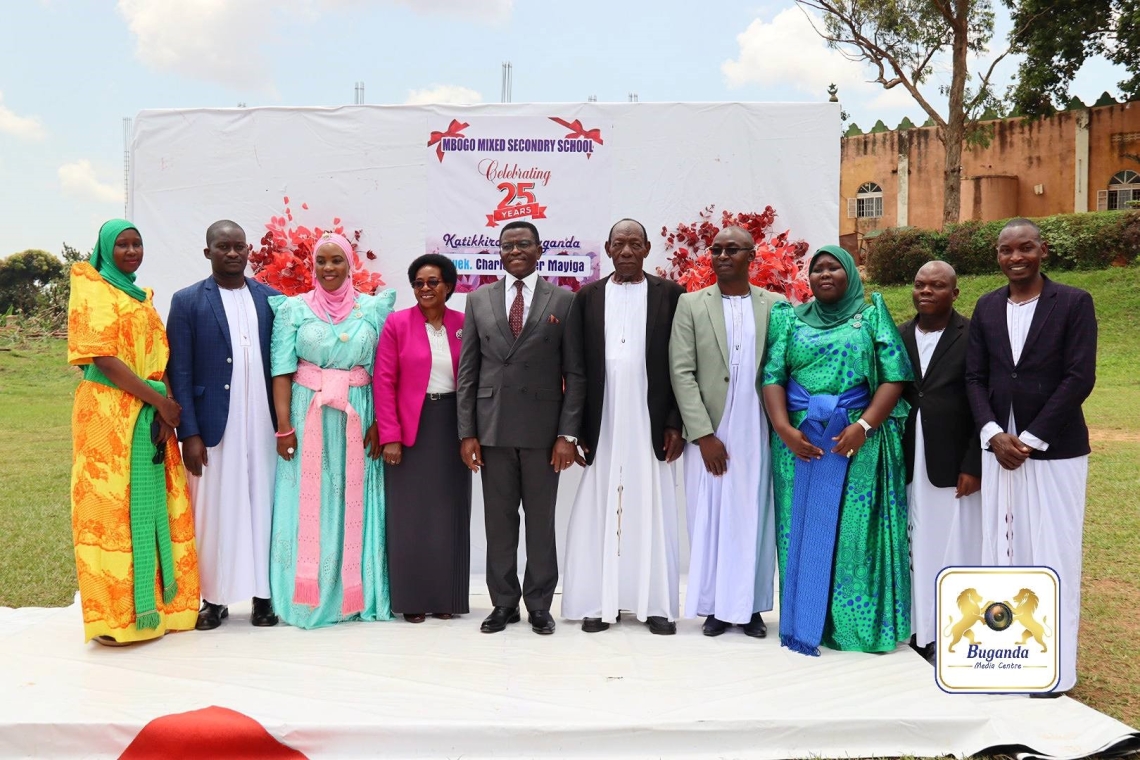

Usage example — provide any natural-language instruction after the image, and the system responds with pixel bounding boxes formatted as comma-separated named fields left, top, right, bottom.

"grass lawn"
left=0, top=265, right=1137, bottom=729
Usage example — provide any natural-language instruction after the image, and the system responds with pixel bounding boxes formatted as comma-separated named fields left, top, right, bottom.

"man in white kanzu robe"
left=562, top=219, right=686, bottom=634
left=669, top=226, right=783, bottom=638
left=899, top=261, right=982, bottom=663
left=965, top=219, right=1097, bottom=695
left=167, top=220, right=280, bottom=629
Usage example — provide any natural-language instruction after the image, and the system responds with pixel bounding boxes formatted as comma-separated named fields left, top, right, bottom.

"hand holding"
left=277, top=431, right=298, bottom=461
left=990, top=432, right=1031, bottom=471
left=382, top=442, right=403, bottom=466
left=662, top=428, right=684, bottom=464
left=956, top=472, right=981, bottom=498
left=158, top=397, right=181, bottom=429
left=697, top=434, right=729, bottom=476
left=777, top=424, right=823, bottom=462
left=551, top=438, right=577, bottom=473
left=182, top=435, right=208, bottom=477
left=460, top=437, right=483, bottom=473
left=574, top=445, right=588, bottom=468
left=156, top=419, right=176, bottom=446
left=364, top=422, right=382, bottom=461
left=831, top=423, right=867, bottom=459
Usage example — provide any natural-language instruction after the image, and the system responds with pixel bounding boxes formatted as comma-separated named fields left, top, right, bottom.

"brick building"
left=839, top=97, right=1140, bottom=255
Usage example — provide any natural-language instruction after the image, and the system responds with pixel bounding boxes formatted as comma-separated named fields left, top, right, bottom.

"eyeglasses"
left=500, top=240, right=537, bottom=253
left=709, top=245, right=755, bottom=258
left=610, top=239, right=647, bottom=253
left=413, top=278, right=444, bottom=290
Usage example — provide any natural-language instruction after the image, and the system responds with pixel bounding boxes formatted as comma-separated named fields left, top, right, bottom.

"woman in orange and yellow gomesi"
left=68, top=218, right=199, bottom=645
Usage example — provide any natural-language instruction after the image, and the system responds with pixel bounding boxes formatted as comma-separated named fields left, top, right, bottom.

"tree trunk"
left=942, top=2, right=970, bottom=228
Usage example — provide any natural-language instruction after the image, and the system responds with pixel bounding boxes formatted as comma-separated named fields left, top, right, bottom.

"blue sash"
left=779, top=379, right=871, bottom=655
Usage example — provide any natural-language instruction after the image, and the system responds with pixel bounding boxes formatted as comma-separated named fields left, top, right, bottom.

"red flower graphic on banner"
left=427, top=119, right=470, bottom=163
left=656, top=205, right=811, bottom=303
left=249, top=197, right=385, bottom=296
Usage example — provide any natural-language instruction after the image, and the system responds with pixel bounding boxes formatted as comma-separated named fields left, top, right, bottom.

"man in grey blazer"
left=457, top=221, right=586, bottom=635
left=670, top=226, right=784, bottom=637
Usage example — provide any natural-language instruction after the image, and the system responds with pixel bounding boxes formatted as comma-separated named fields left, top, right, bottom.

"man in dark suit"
left=167, top=220, right=280, bottom=630
left=457, top=221, right=586, bottom=635
left=965, top=218, right=1097, bottom=695
left=561, top=219, right=686, bottom=635
left=899, top=261, right=981, bottom=664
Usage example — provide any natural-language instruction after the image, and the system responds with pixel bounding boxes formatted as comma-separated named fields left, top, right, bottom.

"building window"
left=1099, top=170, right=1140, bottom=211
left=849, top=182, right=884, bottom=219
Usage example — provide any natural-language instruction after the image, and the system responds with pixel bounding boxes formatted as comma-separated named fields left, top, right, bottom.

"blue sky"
left=0, top=0, right=1123, bottom=258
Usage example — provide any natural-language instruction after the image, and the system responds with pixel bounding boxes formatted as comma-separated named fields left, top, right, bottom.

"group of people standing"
left=67, top=213, right=1094, bottom=695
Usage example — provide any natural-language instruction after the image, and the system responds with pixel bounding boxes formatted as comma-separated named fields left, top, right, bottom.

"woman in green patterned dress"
left=760, top=245, right=913, bottom=655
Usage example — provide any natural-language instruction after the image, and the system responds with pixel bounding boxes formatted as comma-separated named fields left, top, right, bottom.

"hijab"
left=303, top=232, right=358, bottom=324
left=90, top=219, right=147, bottom=302
left=794, top=245, right=866, bottom=330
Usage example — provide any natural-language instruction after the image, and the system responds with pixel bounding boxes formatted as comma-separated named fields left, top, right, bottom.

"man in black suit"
left=899, top=261, right=981, bottom=664
left=457, top=221, right=586, bottom=635
left=561, top=219, right=686, bottom=635
left=965, top=218, right=1097, bottom=695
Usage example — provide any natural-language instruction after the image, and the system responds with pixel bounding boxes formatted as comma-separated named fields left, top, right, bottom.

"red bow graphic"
left=549, top=117, right=604, bottom=145
left=427, top=119, right=470, bottom=163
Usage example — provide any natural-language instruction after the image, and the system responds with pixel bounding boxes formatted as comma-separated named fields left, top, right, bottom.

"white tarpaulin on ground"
left=128, top=101, right=840, bottom=575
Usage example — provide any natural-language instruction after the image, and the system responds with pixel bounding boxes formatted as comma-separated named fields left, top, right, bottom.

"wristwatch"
left=856, top=418, right=873, bottom=435
left=559, top=435, right=579, bottom=445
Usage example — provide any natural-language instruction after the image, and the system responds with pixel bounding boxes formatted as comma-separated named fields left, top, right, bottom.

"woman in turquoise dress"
left=760, top=245, right=913, bottom=655
left=269, top=232, right=396, bottom=628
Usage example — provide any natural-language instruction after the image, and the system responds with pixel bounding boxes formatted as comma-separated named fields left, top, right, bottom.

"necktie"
left=509, top=280, right=525, bottom=338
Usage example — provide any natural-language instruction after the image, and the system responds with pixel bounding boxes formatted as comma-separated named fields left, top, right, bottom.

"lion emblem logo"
left=1010, top=587, right=1053, bottom=652
left=942, top=587, right=985, bottom=652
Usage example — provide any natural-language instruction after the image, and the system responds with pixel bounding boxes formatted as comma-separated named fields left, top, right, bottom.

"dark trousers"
left=480, top=445, right=559, bottom=612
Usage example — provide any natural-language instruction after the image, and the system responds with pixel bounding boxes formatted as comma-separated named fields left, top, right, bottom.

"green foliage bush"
left=867, top=211, right=1140, bottom=284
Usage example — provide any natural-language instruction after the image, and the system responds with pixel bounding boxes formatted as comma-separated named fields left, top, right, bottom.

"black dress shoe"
left=403, top=613, right=426, bottom=624
left=250, top=597, right=278, bottom=627
left=195, top=601, right=228, bottom=631
left=529, top=609, right=556, bottom=635
left=702, top=615, right=729, bottom=637
left=645, top=616, right=676, bottom=635
left=480, top=606, right=521, bottom=633
left=742, top=612, right=767, bottom=639
left=581, top=617, right=610, bottom=633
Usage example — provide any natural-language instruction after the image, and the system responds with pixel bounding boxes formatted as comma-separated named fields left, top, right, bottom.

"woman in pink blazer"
left=374, top=254, right=469, bottom=622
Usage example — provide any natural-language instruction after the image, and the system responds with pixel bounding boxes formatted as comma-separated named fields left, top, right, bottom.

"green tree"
left=0, top=250, right=64, bottom=315
left=1005, top=0, right=1138, bottom=116
left=797, top=0, right=1012, bottom=228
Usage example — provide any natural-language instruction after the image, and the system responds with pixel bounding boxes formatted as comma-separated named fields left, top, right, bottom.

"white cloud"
left=722, top=8, right=877, bottom=98
left=116, top=0, right=275, bottom=91
left=386, top=0, right=512, bottom=21
left=0, top=92, right=46, bottom=141
left=405, top=85, right=483, bottom=105
left=59, top=160, right=122, bottom=204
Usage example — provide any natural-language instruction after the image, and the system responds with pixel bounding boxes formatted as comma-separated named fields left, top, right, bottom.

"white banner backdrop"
left=129, top=101, right=839, bottom=581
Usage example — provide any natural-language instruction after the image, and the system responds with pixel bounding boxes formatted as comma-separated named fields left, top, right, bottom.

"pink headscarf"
left=303, top=232, right=358, bottom=324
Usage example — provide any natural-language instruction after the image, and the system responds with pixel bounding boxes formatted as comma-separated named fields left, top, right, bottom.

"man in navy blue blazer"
left=965, top=218, right=1097, bottom=696
left=167, top=220, right=280, bottom=630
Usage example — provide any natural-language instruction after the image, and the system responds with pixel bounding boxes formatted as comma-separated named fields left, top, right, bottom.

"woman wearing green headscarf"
left=68, top=219, right=200, bottom=645
left=760, top=246, right=913, bottom=655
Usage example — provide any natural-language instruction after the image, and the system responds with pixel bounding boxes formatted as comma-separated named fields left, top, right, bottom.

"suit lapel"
left=249, top=279, right=273, bottom=355
left=994, top=285, right=1016, bottom=366
left=704, top=285, right=730, bottom=370
left=1019, top=278, right=1058, bottom=364
left=749, top=285, right=768, bottom=369
left=204, top=278, right=232, bottom=353
left=901, top=318, right=922, bottom=382
left=924, top=312, right=964, bottom=378
left=595, top=275, right=610, bottom=344
left=489, top=279, right=514, bottom=346
left=645, top=275, right=663, bottom=346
